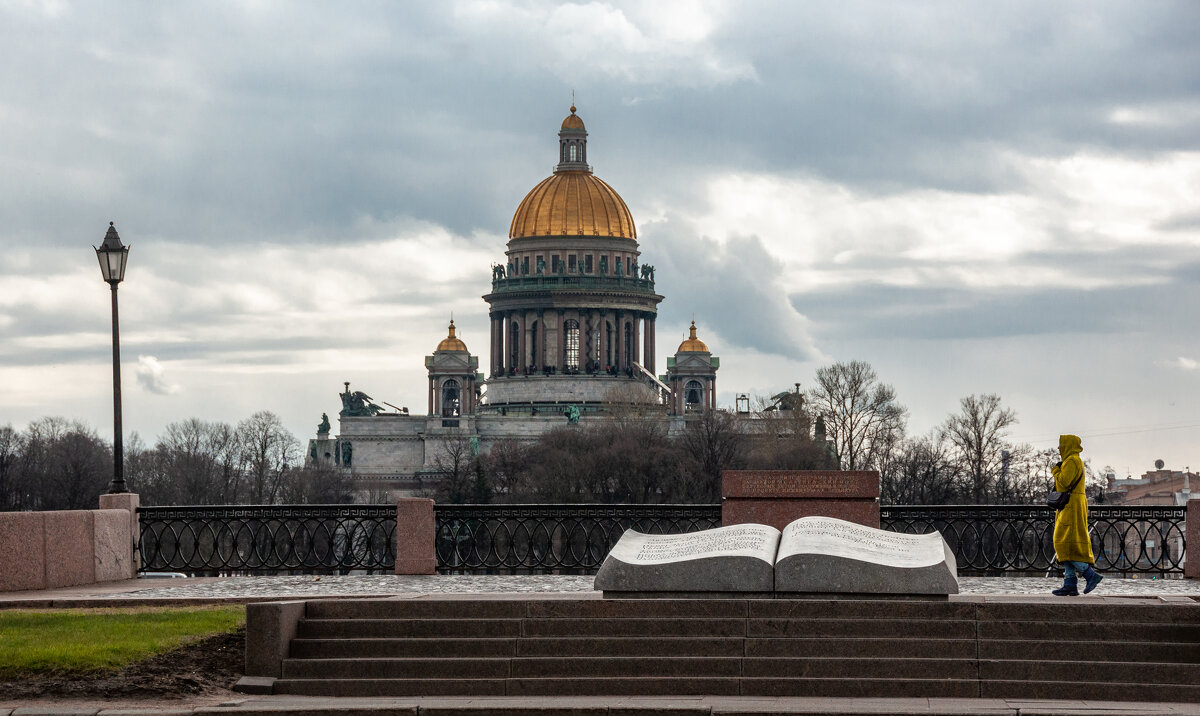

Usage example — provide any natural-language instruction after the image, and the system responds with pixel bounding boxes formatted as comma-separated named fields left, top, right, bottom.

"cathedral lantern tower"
left=482, top=106, right=663, bottom=414
left=426, top=320, right=480, bottom=417
left=665, top=321, right=719, bottom=415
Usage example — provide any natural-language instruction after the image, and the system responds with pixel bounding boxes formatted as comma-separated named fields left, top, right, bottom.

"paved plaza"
left=3, top=573, right=1196, bottom=606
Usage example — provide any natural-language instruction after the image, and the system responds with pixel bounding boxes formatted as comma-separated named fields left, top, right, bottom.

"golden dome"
left=436, top=320, right=468, bottom=352
left=677, top=321, right=709, bottom=353
left=561, top=105, right=585, bottom=130
left=509, top=172, right=636, bottom=239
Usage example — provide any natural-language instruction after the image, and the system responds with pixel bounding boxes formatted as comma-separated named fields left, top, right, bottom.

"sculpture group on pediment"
left=339, top=382, right=386, bottom=417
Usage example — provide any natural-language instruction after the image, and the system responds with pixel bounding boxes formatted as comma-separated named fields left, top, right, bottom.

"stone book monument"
left=593, top=516, right=958, bottom=598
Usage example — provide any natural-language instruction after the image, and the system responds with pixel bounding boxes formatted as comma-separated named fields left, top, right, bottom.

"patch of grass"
left=0, top=605, right=244, bottom=677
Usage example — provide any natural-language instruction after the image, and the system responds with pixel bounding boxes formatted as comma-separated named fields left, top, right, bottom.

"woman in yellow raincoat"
left=1051, top=434, right=1102, bottom=596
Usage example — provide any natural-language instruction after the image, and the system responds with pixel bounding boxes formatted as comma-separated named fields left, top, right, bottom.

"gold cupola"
left=508, top=106, right=637, bottom=240
left=677, top=321, right=709, bottom=353
left=436, top=319, right=468, bottom=352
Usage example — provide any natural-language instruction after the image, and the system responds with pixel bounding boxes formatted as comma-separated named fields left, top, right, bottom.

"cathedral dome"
left=677, top=321, right=709, bottom=353
left=436, top=320, right=468, bottom=352
left=561, top=105, right=586, bottom=130
left=509, top=172, right=636, bottom=239
left=509, top=106, right=636, bottom=240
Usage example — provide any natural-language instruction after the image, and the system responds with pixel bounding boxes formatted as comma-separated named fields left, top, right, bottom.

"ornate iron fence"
left=138, top=505, right=395, bottom=575
left=881, top=505, right=1186, bottom=575
left=434, top=504, right=722, bottom=573
left=137, top=503, right=1185, bottom=576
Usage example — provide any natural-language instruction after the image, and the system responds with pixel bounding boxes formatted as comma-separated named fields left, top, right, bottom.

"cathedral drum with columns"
left=310, top=107, right=721, bottom=494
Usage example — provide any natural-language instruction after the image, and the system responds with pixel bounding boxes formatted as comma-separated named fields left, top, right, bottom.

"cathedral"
left=309, top=106, right=721, bottom=494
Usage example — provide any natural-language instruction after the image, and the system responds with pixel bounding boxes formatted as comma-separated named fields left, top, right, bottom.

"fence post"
left=395, top=498, right=437, bottom=575
left=1187, top=499, right=1198, bottom=579
left=99, top=492, right=140, bottom=575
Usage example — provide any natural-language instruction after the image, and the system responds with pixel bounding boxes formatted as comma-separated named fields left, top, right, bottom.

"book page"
left=776, top=516, right=946, bottom=568
left=607, top=524, right=781, bottom=566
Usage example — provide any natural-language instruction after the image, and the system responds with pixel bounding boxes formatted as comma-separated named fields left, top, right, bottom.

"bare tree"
left=238, top=411, right=300, bottom=504
left=879, top=433, right=961, bottom=505
left=0, top=425, right=24, bottom=511
left=807, top=361, right=907, bottom=470
left=676, top=409, right=747, bottom=502
left=941, top=394, right=1018, bottom=503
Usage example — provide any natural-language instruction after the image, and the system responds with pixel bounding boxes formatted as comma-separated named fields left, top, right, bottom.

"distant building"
left=1105, top=464, right=1195, bottom=506
left=306, top=106, right=725, bottom=495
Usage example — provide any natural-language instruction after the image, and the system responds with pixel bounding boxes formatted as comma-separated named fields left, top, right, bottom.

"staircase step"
left=978, top=658, right=1199, bottom=684
left=745, top=637, right=976, bottom=659
left=743, top=657, right=978, bottom=680
left=282, top=657, right=510, bottom=680
left=516, top=636, right=743, bottom=657
left=977, top=602, right=1200, bottom=624
left=521, top=617, right=746, bottom=637
left=740, top=677, right=978, bottom=698
left=296, top=617, right=521, bottom=638
left=511, top=656, right=742, bottom=678
left=289, top=637, right=516, bottom=659
left=273, top=678, right=507, bottom=697
left=979, top=620, right=1200, bottom=642
left=305, top=598, right=525, bottom=620
left=748, top=600, right=975, bottom=620
left=981, top=639, right=1200, bottom=663
left=748, top=618, right=975, bottom=639
left=980, top=679, right=1200, bottom=702
left=504, top=677, right=742, bottom=696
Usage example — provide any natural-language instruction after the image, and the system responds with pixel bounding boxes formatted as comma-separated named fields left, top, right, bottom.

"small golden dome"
left=436, top=320, right=468, bottom=352
left=509, top=172, right=636, bottom=239
left=561, top=106, right=585, bottom=130
left=677, top=321, right=709, bottom=353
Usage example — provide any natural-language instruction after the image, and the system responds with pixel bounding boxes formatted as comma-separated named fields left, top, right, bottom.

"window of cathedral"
left=569, top=143, right=578, bottom=161
left=522, top=256, right=529, bottom=275
left=442, top=379, right=461, bottom=417
left=551, top=254, right=560, bottom=273
left=568, top=254, right=576, bottom=273
left=685, top=380, right=703, bottom=409
left=585, top=255, right=593, bottom=273
left=564, top=319, right=580, bottom=369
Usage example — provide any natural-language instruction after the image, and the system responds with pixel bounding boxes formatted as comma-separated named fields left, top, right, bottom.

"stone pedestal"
left=722, top=470, right=880, bottom=530
left=395, top=498, right=437, bottom=575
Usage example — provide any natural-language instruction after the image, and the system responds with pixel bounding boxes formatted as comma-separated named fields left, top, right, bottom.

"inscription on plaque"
left=777, top=516, right=946, bottom=568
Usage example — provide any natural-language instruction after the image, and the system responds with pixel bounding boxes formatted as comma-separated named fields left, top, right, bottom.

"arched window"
left=685, top=380, right=703, bottom=410
left=441, top=379, right=461, bottom=417
left=564, top=319, right=580, bottom=370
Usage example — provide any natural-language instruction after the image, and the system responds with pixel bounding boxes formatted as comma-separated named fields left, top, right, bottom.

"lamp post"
left=94, top=222, right=130, bottom=494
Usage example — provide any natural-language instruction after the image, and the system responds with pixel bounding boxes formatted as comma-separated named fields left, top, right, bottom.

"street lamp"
left=94, top=222, right=130, bottom=494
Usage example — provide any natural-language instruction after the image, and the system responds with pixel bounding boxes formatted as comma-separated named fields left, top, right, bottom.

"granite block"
left=0, top=511, right=45, bottom=592
left=93, top=508, right=133, bottom=582
left=42, top=510, right=94, bottom=589
left=394, top=497, right=436, bottom=574
left=245, top=600, right=306, bottom=678
left=1188, top=499, right=1199, bottom=579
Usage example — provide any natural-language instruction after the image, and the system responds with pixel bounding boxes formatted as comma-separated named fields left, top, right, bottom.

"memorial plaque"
left=774, top=516, right=958, bottom=595
left=723, top=471, right=880, bottom=499
left=593, top=524, right=780, bottom=596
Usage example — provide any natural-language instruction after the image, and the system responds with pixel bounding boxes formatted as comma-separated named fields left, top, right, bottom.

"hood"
left=1059, top=434, right=1082, bottom=459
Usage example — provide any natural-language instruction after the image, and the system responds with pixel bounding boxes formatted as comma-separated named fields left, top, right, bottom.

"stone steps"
left=264, top=597, right=1200, bottom=701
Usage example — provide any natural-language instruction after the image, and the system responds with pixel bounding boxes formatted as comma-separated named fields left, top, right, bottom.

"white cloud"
left=135, top=355, right=180, bottom=395
left=1171, top=357, right=1198, bottom=371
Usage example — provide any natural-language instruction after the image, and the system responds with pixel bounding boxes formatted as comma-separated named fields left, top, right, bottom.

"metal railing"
left=490, top=274, right=655, bottom=294
left=881, top=505, right=1186, bottom=575
left=434, top=504, right=722, bottom=573
left=138, top=505, right=395, bottom=575
left=137, top=503, right=1186, bottom=576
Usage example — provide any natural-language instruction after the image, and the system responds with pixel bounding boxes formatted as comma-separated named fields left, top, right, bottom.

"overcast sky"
left=2, top=1, right=1198, bottom=478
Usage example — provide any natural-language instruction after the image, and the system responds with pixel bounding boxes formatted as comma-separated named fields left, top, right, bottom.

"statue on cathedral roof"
left=317, top=412, right=331, bottom=434
left=340, top=382, right=386, bottom=417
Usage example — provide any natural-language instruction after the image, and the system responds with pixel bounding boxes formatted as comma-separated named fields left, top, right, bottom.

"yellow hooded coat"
left=1052, top=434, right=1094, bottom=564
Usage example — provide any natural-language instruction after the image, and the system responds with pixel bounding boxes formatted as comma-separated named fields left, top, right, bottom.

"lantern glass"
left=96, top=245, right=129, bottom=283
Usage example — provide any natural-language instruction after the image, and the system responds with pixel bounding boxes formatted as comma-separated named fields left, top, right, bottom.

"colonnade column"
left=555, top=310, right=564, bottom=372
left=598, top=312, right=608, bottom=370
left=615, top=311, right=625, bottom=372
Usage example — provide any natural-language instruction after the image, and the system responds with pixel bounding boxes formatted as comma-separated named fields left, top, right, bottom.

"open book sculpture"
left=593, top=516, right=958, bottom=597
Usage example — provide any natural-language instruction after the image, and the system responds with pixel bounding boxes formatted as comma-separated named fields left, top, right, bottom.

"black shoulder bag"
left=1045, top=472, right=1083, bottom=511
